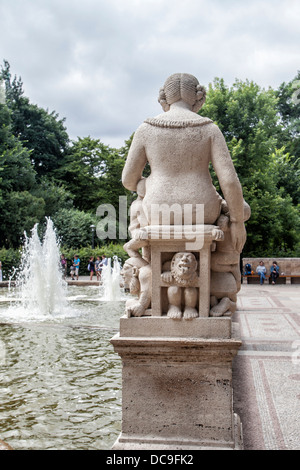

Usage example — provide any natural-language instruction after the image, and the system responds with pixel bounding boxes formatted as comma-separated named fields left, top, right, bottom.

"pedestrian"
left=99, top=255, right=108, bottom=281
left=270, top=261, right=279, bottom=285
left=256, top=261, right=267, bottom=285
left=100, top=255, right=108, bottom=267
left=73, top=255, right=80, bottom=280
left=95, top=256, right=101, bottom=281
left=0, top=260, right=2, bottom=282
left=70, top=265, right=75, bottom=280
left=60, top=254, right=67, bottom=279
left=88, top=256, right=95, bottom=280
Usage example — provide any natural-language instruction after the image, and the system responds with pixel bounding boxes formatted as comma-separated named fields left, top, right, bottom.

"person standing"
left=256, top=261, right=267, bottom=285
left=0, top=261, right=2, bottom=282
left=60, top=254, right=67, bottom=279
left=88, top=256, right=95, bottom=280
left=73, top=255, right=80, bottom=280
left=95, top=256, right=101, bottom=281
left=99, top=255, right=108, bottom=280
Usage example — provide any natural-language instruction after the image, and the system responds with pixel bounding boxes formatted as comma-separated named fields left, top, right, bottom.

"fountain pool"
left=0, top=285, right=123, bottom=450
left=0, top=220, right=126, bottom=450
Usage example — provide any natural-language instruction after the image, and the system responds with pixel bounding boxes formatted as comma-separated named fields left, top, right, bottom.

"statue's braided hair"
left=158, top=73, right=206, bottom=112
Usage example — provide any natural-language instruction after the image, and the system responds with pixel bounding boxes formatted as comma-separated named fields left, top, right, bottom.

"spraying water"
left=101, top=256, right=122, bottom=301
left=16, top=218, right=67, bottom=317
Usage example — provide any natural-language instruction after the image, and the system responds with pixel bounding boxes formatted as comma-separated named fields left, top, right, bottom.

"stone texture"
left=121, top=73, right=249, bottom=319
left=111, top=73, right=247, bottom=450
left=119, top=315, right=232, bottom=339
left=111, top=323, right=243, bottom=450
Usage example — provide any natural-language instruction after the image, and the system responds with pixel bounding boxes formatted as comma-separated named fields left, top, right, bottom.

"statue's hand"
left=230, top=221, right=246, bottom=253
left=161, top=271, right=173, bottom=283
left=133, top=228, right=148, bottom=240
left=212, top=228, right=224, bottom=241
left=126, top=302, right=145, bottom=317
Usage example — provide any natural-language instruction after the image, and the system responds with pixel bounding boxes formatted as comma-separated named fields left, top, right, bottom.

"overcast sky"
left=0, top=0, right=299, bottom=148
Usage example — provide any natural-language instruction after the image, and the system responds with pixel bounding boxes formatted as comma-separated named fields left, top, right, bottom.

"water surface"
left=0, top=285, right=123, bottom=450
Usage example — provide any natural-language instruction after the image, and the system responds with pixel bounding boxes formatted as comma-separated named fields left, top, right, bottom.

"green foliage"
left=0, top=191, right=45, bottom=248
left=275, top=70, right=300, bottom=160
left=0, top=243, right=128, bottom=280
left=0, top=247, right=22, bottom=280
left=0, top=60, right=69, bottom=178
left=31, top=178, right=74, bottom=217
left=52, top=208, right=97, bottom=248
left=61, top=243, right=128, bottom=275
left=200, top=77, right=300, bottom=257
left=56, top=136, right=130, bottom=214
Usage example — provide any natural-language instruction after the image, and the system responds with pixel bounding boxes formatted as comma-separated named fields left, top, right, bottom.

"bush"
left=0, top=247, right=22, bottom=280
left=59, top=243, right=128, bottom=276
left=0, top=243, right=128, bottom=280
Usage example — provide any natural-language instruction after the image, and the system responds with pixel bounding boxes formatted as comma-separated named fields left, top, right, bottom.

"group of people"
left=60, top=254, right=108, bottom=281
left=252, top=260, right=280, bottom=285
left=87, top=255, right=108, bottom=281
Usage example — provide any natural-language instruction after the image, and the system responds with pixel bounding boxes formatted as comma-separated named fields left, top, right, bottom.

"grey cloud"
left=0, top=0, right=299, bottom=148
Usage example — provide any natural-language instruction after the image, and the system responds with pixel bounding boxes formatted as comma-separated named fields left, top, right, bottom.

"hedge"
left=0, top=243, right=128, bottom=280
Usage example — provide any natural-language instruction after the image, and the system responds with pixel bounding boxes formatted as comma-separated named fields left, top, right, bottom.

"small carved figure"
left=121, top=257, right=151, bottom=317
left=210, top=199, right=251, bottom=317
left=123, top=177, right=150, bottom=263
left=161, top=252, right=198, bottom=320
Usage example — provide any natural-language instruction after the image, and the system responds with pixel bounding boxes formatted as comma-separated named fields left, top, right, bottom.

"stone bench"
left=242, top=258, right=300, bottom=285
left=242, top=274, right=300, bottom=284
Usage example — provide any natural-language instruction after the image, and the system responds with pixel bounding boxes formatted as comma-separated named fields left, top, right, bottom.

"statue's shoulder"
left=143, top=114, right=213, bottom=129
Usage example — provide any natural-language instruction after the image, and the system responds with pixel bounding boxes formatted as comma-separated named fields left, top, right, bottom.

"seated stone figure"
left=161, top=252, right=198, bottom=320
left=210, top=199, right=251, bottom=317
left=122, top=73, right=246, bottom=253
left=123, top=177, right=150, bottom=263
left=122, top=73, right=248, bottom=319
left=121, top=256, right=151, bottom=318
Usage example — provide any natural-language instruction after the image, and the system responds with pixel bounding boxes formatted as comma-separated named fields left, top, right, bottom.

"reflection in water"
left=0, top=288, right=123, bottom=450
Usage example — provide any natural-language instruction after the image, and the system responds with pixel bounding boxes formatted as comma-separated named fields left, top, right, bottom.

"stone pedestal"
left=112, top=225, right=243, bottom=450
left=111, top=318, right=243, bottom=450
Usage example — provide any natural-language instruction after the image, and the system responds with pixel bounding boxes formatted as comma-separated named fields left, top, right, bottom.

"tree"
left=0, top=60, right=69, bottom=178
left=52, top=208, right=96, bottom=248
left=56, top=136, right=130, bottom=213
left=199, top=77, right=300, bottom=256
left=275, top=71, right=300, bottom=160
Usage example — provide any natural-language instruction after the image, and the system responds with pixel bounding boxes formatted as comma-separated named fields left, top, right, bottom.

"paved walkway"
left=232, top=283, right=300, bottom=450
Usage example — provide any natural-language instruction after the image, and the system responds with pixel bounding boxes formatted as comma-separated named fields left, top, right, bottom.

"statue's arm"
left=210, top=125, right=246, bottom=252
left=122, top=126, right=147, bottom=191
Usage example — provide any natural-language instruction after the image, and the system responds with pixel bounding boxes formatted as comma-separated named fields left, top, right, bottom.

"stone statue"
left=161, top=252, right=198, bottom=320
left=121, top=73, right=248, bottom=318
left=121, top=256, right=151, bottom=317
left=114, top=73, right=247, bottom=452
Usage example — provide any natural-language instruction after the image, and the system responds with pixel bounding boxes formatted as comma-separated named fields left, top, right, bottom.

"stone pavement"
left=233, top=283, right=300, bottom=450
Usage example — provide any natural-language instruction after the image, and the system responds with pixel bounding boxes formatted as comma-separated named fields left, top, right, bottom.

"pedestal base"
left=111, top=320, right=243, bottom=450
left=113, top=413, right=243, bottom=450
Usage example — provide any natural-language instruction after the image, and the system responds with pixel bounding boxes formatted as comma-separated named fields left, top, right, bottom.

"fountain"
left=15, top=217, right=68, bottom=318
left=101, top=256, right=122, bottom=301
left=0, top=219, right=124, bottom=450
left=0, top=218, right=125, bottom=449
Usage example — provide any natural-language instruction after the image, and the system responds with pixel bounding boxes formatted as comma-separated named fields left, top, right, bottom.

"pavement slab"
left=233, top=284, right=300, bottom=450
